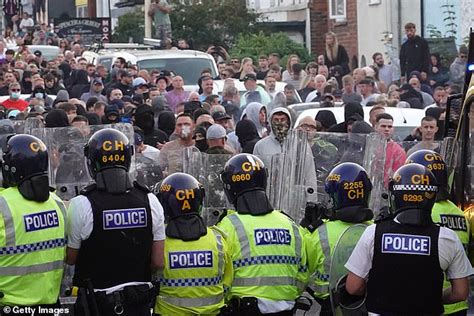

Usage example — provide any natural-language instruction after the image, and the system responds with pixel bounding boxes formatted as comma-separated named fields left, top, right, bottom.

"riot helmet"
left=406, top=150, right=448, bottom=197
left=158, top=173, right=205, bottom=219
left=84, top=128, right=133, bottom=179
left=221, top=153, right=267, bottom=205
left=325, top=162, right=372, bottom=212
left=2, top=134, right=48, bottom=187
left=389, top=163, right=438, bottom=214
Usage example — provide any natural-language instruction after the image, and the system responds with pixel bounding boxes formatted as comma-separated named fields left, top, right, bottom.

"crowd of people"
left=0, top=7, right=471, bottom=314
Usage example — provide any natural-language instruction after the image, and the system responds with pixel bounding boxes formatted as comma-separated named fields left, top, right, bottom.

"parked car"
left=295, top=106, right=425, bottom=139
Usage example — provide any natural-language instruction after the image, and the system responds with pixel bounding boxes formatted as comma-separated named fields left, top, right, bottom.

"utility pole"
left=144, top=0, right=152, bottom=38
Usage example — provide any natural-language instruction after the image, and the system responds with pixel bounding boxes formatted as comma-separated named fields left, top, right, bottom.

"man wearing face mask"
left=2, top=83, right=29, bottom=111
left=159, top=113, right=197, bottom=174
left=253, top=107, right=318, bottom=201
left=28, top=78, right=54, bottom=108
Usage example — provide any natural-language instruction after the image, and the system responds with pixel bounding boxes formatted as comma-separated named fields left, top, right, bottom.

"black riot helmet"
left=2, top=134, right=48, bottom=187
left=389, top=163, right=438, bottom=214
left=325, top=162, right=372, bottom=212
left=221, top=153, right=267, bottom=205
left=158, top=173, right=205, bottom=219
left=84, top=128, right=133, bottom=179
left=406, top=149, right=447, bottom=190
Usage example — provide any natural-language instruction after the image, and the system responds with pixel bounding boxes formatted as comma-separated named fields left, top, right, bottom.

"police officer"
left=0, top=134, right=66, bottom=314
left=303, top=162, right=373, bottom=315
left=66, top=128, right=165, bottom=316
left=218, top=153, right=308, bottom=316
left=406, top=149, right=470, bottom=315
left=345, top=164, right=473, bottom=315
left=155, top=172, right=233, bottom=315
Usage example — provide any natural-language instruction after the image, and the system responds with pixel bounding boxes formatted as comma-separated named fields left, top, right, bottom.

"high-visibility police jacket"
left=155, top=227, right=233, bottom=316
left=218, top=210, right=308, bottom=302
left=0, top=187, right=67, bottom=306
left=305, top=220, right=369, bottom=299
left=432, top=199, right=470, bottom=314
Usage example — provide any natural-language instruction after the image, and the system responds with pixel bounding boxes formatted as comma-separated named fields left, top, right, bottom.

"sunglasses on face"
left=10, top=89, right=20, bottom=92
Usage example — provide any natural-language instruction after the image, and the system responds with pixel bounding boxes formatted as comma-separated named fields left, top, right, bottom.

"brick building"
left=310, top=0, right=359, bottom=69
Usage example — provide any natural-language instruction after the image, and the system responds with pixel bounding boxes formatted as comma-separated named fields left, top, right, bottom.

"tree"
left=230, top=32, right=312, bottom=66
left=169, top=0, right=262, bottom=51
left=112, top=8, right=145, bottom=43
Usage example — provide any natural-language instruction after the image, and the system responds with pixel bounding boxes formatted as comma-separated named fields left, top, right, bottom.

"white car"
left=83, top=49, right=218, bottom=92
left=296, top=106, right=426, bottom=139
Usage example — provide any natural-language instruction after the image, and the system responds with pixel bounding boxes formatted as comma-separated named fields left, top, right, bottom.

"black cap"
left=34, top=50, right=42, bottom=57
left=212, top=111, right=231, bottom=121
left=243, top=73, right=257, bottom=82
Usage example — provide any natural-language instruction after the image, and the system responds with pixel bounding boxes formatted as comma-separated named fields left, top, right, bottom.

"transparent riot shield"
left=24, top=117, right=45, bottom=134
left=30, top=123, right=134, bottom=201
left=258, top=130, right=313, bottom=223
left=258, top=131, right=386, bottom=222
left=329, top=224, right=368, bottom=316
left=183, top=151, right=232, bottom=226
left=132, top=152, right=164, bottom=193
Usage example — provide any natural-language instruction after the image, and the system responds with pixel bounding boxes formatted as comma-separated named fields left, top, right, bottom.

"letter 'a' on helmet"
left=84, top=128, right=133, bottom=179
left=405, top=149, right=447, bottom=189
left=389, top=163, right=438, bottom=214
left=158, top=173, right=205, bottom=219
left=324, top=162, right=372, bottom=211
left=2, top=134, right=48, bottom=187
left=221, top=153, right=267, bottom=204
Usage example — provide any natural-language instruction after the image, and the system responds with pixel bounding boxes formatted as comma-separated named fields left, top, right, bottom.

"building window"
left=77, top=5, right=88, bottom=18
left=329, top=0, right=346, bottom=19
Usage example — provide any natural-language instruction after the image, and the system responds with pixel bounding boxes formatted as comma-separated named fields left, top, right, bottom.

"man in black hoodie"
left=399, top=22, right=430, bottom=81
left=327, top=102, right=364, bottom=133
left=134, top=104, right=169, bottom=148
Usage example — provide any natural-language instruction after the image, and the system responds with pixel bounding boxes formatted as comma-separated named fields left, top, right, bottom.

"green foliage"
left=112, top=8, right=145, bottom=43
left=230, top=32, right=312, bottom=66
left=169, top=0, right=262, bottom=51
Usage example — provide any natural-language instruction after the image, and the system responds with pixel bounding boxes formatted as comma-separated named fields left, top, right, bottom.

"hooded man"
left=242, top=102, right=268, bottom=138
left=134, top=104, right=169, bottom=148
left=235, top=119, right=260, bottom=154
left=80, top=78, right=108, bottom=103
left=253, top=107, right=317, bottom=201
left=327, top=102, right=364, bottom=133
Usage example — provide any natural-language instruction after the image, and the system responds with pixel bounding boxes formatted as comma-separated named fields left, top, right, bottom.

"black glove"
left=300, top=202, right=327, bottom=233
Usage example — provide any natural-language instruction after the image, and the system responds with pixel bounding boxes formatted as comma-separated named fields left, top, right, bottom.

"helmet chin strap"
left=95, top=168, right=132, bottom=194
left=18, top=174, right=50, bottom=202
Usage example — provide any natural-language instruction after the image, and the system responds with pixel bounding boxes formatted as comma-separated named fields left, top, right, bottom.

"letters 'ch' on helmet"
left=2, top=134, right=48, bottom=187
left=406, top=149, right=447, bottom=189
left=158, top=172, right=205, bottom=219
left=221, top=153, right=267, bottom=204
left=84, top=128, right=133, bottom=179
left=325, top=162, right=372, bottom=211
left=389, top=163, right=438, bottom=214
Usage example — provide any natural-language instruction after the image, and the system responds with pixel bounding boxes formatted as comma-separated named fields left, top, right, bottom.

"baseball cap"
left=212, top=111, right=231, bottom=122
left=119, top=69, right=133, bottom=78
left=34, top=50, right=42, bottom=57
left=242, top=73, right=257, bottom=82
left=133, top=77, right=148, bottom=88
left=160, top=70, right=172, bottom=77
left=105, top=104, right=119, bottom=116
left=134, top=132, right=144, bottom=145
left=7, top=109, right=20, bottom=119
left=109, top=99, right=124, bottom=109
left=206, top=124, right=227, bottom=140
left=92, top=78, right=103, bottom=85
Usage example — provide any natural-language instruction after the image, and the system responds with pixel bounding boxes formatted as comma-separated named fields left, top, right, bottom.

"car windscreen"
left=98, top=57, right=113, bottom=71
left=137, top=58, right=216, bottom=85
